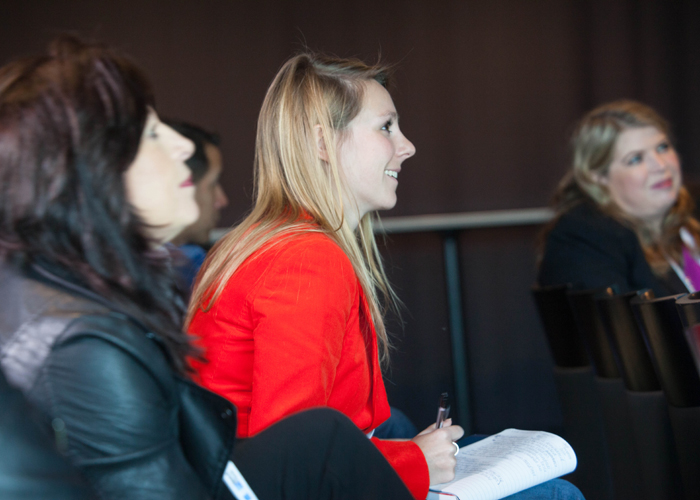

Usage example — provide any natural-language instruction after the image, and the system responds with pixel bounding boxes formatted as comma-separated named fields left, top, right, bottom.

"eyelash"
left=381, top=120, right=393, bottom=133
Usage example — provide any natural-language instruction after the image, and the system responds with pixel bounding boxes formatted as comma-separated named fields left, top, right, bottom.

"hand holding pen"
left=435, top=392, right=459, bottom=457
left=411, top=391, right=464, bottom=485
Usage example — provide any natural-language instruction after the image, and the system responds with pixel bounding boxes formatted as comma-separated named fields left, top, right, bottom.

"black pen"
left=435, top=392, right=450, bottom=429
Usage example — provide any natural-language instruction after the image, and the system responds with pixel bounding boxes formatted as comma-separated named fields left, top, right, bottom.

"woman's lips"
left=652, top=178, right=673, bottom=189
left=180, top=177, right=194, bottom=188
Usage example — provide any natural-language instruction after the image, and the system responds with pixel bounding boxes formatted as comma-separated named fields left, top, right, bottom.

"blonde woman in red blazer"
left=187, top=53, right=464, bottom=499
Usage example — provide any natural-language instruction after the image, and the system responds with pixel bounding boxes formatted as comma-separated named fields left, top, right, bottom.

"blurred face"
left=599, top=126, right=681, bottom=228
left=337, top=80, right=416, bottom=228
left=124, top=110, right=198, bottom=242
left=180, top=143, right=229, bottom=246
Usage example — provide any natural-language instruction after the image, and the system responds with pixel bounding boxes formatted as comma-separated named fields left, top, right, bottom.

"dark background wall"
left=1, top=0, right=699, bottom=434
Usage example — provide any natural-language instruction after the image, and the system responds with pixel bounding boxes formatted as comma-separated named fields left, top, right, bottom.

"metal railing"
left=376, top=207, right=553, bottom=433
left=375, top=207, right=553, bottom=234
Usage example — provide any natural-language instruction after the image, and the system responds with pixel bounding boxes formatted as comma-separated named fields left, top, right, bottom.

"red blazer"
left=189, top=231, right=429, bottom=499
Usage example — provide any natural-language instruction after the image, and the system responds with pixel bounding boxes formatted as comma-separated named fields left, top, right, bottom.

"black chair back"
left=631, top=293, right=700, bottom=408
left=531, top=284, right=589, bottom=368
left=676, top=292, right=700, bottom=378
left=532, top=283, right=614, bottom=500
left=596, top=289, right=660, bottom=391
left=567, top=287, right=620, bottom=378
left=677, top=291, right=700, bottom=328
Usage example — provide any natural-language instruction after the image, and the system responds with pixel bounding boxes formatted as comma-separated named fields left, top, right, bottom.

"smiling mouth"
left=652, top=178, right=673, bottom=189
left=384, top=170, right=398, bottom=179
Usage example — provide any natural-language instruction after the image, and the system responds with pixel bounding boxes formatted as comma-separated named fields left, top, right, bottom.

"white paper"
left=430, top=429, right=577, bottom=500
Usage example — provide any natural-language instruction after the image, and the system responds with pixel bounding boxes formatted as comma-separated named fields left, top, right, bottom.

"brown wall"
left=1, top=0, right=699, bottom=433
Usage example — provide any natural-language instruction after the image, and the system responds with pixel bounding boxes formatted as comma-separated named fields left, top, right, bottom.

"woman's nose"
left=648, top=151, right=668, bottom=171
left=398, top=134, right=416, bottom=159
left=166, top=126, right=194, bottom=162
left=174, top=135, right=195, bottom=162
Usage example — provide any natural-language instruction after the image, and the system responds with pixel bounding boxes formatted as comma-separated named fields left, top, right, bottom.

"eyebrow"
left=618, top=134, right=670, bottom=159
left=381, top=111, right=399, bottom=121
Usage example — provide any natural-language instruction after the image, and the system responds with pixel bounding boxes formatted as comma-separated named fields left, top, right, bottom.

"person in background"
left=538, top=100, right=700, bottom=296
left=0, top=35, right=416, bottom=500
left=166, top=121, right=229, bottom=290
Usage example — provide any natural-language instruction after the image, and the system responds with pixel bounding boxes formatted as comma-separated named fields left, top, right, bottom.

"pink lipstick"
left=652, top=178, right=673, bottom=189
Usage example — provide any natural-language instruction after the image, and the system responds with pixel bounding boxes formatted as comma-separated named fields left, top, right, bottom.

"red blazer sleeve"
left=246, top=235, right=357, bottom=435
left=372, top=438, right=430, bottom=500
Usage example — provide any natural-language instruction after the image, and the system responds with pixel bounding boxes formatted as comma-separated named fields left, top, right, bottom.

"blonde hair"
left=543, top=100, right=700, bottom=274
left=187, top=53, right=398, bottom=365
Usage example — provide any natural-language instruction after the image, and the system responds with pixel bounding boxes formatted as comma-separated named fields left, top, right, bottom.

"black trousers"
left=232, top=408, right=414, bottom=500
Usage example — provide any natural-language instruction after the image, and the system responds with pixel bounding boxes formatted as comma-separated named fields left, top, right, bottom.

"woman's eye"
left=148, top=124, right=159, bottom=139
left=381, top=120, right=393, bottom=133
left=626, top=154, right=642, bottom=166
left=657, top=142, right=670, bottom=153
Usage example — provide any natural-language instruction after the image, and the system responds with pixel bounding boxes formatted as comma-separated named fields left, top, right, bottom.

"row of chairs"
left=532, top=285, right=700, bottom=500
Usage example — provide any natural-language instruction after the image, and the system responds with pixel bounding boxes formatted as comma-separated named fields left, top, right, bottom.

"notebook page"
left=430, top=429, right=576, bottom=500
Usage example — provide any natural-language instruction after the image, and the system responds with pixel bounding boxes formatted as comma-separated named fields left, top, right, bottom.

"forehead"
left=357, top=80, right=396, bottom=118
left=614, top=126, right=665, bottom=157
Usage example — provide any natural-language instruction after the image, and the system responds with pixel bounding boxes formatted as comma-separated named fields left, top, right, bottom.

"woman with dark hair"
left=0, top=36, right=415, bottom=500
left=538, top=100, right=700, bottom=295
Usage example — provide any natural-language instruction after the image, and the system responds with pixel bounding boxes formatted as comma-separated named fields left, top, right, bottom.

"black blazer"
left=0, top=260, right=236, bottom=500
left=538, top=202, right=687, bottom=297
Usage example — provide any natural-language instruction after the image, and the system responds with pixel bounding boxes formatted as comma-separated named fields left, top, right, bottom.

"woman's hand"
left=411, top=418, right=464, bottom=485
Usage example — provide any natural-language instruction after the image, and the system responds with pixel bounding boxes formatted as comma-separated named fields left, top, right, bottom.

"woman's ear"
left=591, top=170, right=609, bottom=186
left=314, top=124, right=330, bottom=162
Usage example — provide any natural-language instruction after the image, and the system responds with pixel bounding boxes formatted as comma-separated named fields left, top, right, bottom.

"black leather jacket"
left=0, top=260, right=237, bottom=500
left=0, top=366, right=96, bottom=499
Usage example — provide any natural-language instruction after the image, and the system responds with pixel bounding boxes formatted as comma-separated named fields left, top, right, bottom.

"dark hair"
left=164, top=120, right=220, bottom=182
left=0, top=35, right=196, bottom=374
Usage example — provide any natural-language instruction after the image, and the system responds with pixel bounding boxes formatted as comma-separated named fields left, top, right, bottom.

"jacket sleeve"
left=246, top=237, right=357, bottom=434
left=0, top=370, right=96, bottom=500
left=372, top=438, right=430, bottom=500
left=39, top=334, right=211, bottom=500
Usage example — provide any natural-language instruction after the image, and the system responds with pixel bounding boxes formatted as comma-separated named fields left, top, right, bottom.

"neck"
left=644, top=215, right=665, bottom=239
left=171, top=234, right=187, bottom=246
left=343, top=202, right=365, bottom=232
left=345, top=213, right=360, bottom=231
